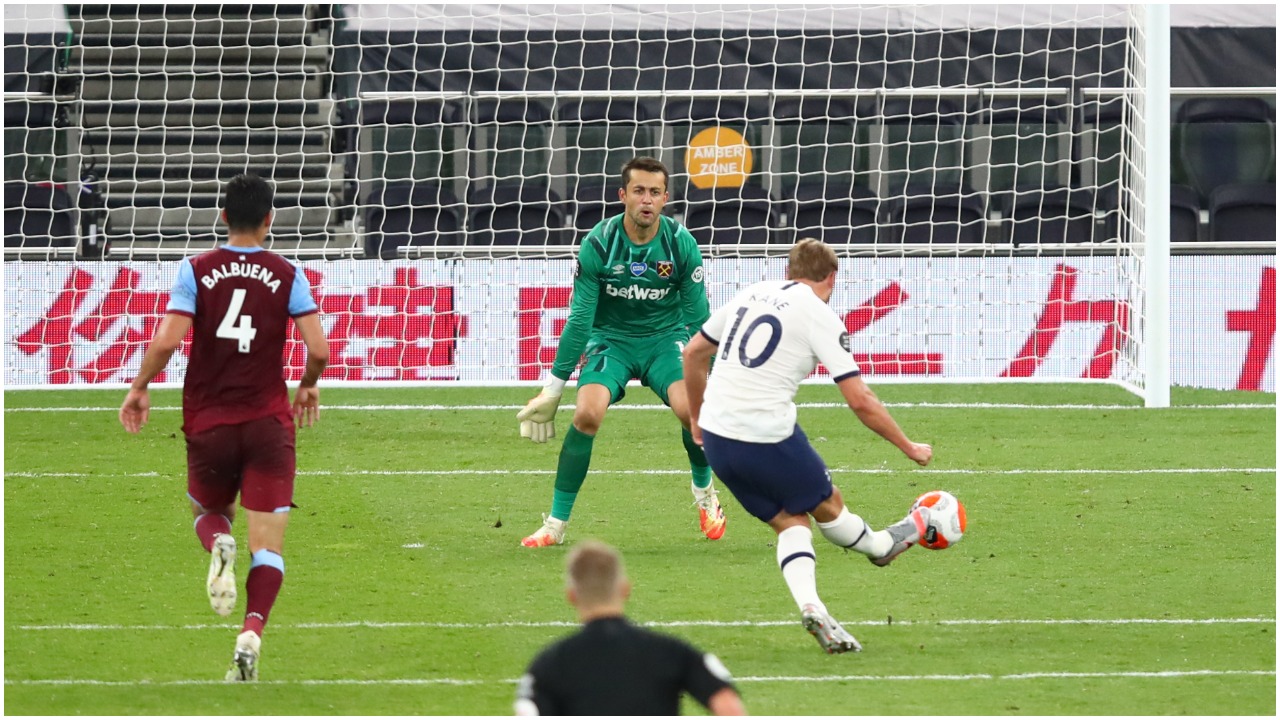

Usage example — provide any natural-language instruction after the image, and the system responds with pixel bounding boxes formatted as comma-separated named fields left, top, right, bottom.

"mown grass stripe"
left=15, top=616, right=1275, bottom=631
left=6, top=467, right=1273, bottom=479
left=5, top=669, right=1274, bottom=687
left=4, top=402, right=1274, bottom=412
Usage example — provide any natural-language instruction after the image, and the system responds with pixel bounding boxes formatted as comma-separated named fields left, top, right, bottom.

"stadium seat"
left=1004, top=186, right=1098, bottom=246
left=471, top=98, right=554, bottom=188
left=1072, top=94, right=1127, bottom=189
left=467, top=183, right=568, bottom=245
left=982, top=96, right=1070, bottom=193
left=879, top=98, right=969, bottom=194
left=681, top=185, right=777, bottom=245
left=363, top=181, right=464, bottom=258
left=1176, top=97, right=1276, bottom=202
left=1096, top=182, right=1203, bottom=244
left=882, top=183, right=985, bottom=244
left=556, top=99, right=660, bottom=190
left=1170, top=183, right=1201, bottom=244
left=772, top=97, right=865, bottom=202
left=3, top=181, right=76, bottom=248
left=1209, top=183, right=1276, bottom=243
left=568, top=182, right=624, bottom=234
left=784, top=182, right=880, bottom=244
left=355, top=99, right=463, bottom=186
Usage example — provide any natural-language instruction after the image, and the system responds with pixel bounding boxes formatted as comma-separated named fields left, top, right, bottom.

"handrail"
left=358, top=87, right=1275, bottom=102
left=2, top=91, right=77, bottom=102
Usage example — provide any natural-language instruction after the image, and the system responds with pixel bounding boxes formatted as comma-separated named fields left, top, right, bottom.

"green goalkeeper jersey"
left=551, top=214, right=710, bottom=381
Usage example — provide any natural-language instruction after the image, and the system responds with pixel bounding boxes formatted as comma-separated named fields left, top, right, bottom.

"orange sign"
left=684, top=127, right=753, bottom=189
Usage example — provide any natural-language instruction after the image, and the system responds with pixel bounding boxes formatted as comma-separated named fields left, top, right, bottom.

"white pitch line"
left=3, top=402, right=1273, bottom=413
left=4, top=669, right=1274, bottom=687
left=5, top=467, right=1275, bottom=480
left=15, top=617, right=1275, bottom=632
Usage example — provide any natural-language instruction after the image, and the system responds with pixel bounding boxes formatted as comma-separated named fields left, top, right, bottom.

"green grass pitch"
left=4, top=383, right=1275, bottom=715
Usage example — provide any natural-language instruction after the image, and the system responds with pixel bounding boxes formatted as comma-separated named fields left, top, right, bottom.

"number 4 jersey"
left=697, top=280, right=861, bottom=443
left=167, top=245, right=319, bottom=435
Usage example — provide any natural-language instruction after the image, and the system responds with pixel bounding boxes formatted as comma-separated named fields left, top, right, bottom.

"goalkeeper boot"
left=692, top=484, right=726, bottom=541
left=521, top=516, right=567, bottom=548
left=801, top=604, right=862, bottom=654
left=225, top=630, right=260, bottom=682
left=207, top=533, right=237, bottom=617
left=869, top=506, right=930, bottom=567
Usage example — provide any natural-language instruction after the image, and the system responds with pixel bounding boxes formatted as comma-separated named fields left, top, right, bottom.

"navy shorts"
left=700, top=425, right=834, bottom=522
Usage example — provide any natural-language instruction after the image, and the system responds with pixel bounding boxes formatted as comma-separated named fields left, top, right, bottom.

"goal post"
left=1141, top=3, right=1172, bottom=408
left=6, top=3, right=1262, bottom=397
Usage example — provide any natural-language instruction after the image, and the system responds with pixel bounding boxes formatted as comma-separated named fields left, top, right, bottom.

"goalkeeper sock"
left=682, top=428, right=712, bottom=490
left=243, top=549, right=284, bottom=637
left=817, top=507, right=893, bottom=558
left=550, top=426, right=595, bottom=522
left=194, top=512, right=232, bottom=552
left=776, top=525, right=825, bottom=614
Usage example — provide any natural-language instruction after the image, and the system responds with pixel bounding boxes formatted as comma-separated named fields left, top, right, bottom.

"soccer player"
left=119, top=174, right=329, bottom=681
left=515, top=540, right=745, bottom=715
left=516, top=156, right=725, bottom=547
left=681, top=238, right=934, bottom=654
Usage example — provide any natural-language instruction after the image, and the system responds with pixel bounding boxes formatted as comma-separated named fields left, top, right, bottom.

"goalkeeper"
left=517, top=156, right=725, bottom=547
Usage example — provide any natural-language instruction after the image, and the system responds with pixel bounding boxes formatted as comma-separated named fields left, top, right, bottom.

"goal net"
left=4, top=4, right=1194, bottom=398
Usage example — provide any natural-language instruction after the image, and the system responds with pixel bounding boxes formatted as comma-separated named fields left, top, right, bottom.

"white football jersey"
left=697, top=279, right=860, bottom=443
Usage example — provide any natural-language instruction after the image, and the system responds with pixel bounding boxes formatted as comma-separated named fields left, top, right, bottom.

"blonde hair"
left=566, top=540, right=626, bottom=606
left=787, top=237, right=839, bottom=282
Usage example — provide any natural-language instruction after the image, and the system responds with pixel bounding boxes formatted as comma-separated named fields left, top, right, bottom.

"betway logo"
left=605, top=284, right=671, bottom=301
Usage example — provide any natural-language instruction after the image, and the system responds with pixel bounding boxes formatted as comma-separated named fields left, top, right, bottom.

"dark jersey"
left=515, top=617, right=735, bottom=715
left=168, top=246, right=319, bottom=435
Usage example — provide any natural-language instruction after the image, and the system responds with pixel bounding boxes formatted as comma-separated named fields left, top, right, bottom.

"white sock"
left=776, top=525, right=825, bottom=614
left=817, top=508, right=893, bottom=558
left=691, top=480, right=715, bottom=499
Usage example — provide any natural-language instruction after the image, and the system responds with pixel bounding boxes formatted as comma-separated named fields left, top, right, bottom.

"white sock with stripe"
left=817, top=507, right=893, bottom=558
left=776, top=525, right=825, bottom=614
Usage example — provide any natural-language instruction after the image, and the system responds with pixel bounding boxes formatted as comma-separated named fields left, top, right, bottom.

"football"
left=912, top=490, right=967, bottom=550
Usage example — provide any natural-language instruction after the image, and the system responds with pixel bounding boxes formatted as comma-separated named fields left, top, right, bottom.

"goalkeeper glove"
left=517, top=377, right=565, bottom=443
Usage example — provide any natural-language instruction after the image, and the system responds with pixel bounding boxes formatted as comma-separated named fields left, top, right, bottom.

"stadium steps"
left=65, top=4, right=351, bottom=257
left=79, top=100, right=330, bottom=131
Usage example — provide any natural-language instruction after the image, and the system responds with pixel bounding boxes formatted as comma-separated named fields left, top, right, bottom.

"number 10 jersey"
left=697, top=280, right=861, bottom=443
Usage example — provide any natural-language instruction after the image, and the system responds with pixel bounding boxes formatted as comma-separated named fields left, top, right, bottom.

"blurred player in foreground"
left=681, top=238, right=933, bottom=653
left=516, top=156, right=725, bottom=547
left=120, top=174, right=329, bottom=680
left=515, top=540, right=746, bottom=715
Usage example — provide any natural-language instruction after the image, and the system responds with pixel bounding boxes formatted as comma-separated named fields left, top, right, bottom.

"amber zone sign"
left=684, top=127, right=753, bottom=189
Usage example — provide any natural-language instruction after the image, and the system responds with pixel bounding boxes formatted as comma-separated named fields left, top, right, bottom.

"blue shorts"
left=700, top=425, right=834, bottom=522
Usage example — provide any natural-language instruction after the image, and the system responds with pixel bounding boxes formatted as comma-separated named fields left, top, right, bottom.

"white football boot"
left=801, top=604, right=862, bottom=654
left=225, top=630, right=261, bottom=682
left=207, top=534, right=237, bottom=616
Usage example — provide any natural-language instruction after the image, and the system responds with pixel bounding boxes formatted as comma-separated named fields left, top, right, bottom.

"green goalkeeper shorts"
left=576, top=330, right=690, bottom=406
